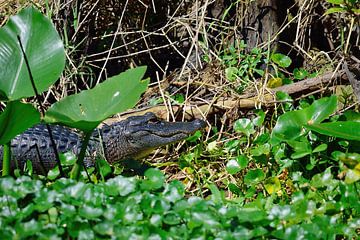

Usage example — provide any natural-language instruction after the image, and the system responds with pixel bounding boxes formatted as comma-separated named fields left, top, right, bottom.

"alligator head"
left=102, top=112, right=206, bottom=163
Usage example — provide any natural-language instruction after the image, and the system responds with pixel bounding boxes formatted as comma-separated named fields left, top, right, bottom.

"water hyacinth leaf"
left=225, top=67, right=238, bottom=81
left=44, top=66, right=149, bottom=132
left=344, top=165, right=360, bottom=184
left=47, top=166, right=60, bottom=180
left=306, top=121, right=360, bottom=141
left=0, top=7, right=65, bottom=101
left=141, top=168, right=165, bottom=190
left=234, top=118, right=255, bottom=136
left=293, top=68, right=308, bottom=80
left=244, top=169, right=265, bottom=185
left=264, top=177, right=281, bottom=194
left=59, top=152, right=77, bottom=166
left=237, top=155, right=249, bottom=169
left=272, top=96, right=337, bottom=141
left=79, top=205, right=103, bottom=219
left=105, top=175, right=137, bottom=196
left=253, top=110, right=265, bottom=127
left=271, top=53, right=292, bottom=68
left=226, top=159, right=241, bottom=175
left=0, top=101, right=40, bottom=144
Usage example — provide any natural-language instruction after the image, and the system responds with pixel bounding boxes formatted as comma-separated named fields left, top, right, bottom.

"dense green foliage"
left=0, top=168, right=358, bottom=239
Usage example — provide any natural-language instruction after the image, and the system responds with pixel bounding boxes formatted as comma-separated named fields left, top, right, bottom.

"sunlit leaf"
left=0, top=101, right=40, bottom=144
left=306, top=121, right=360, bottom=141
left=44, top=67, right=149, bottom=132
left=0, top=7, right=65, bottom=101
left=244, top=169, right=265, bottom=185
left=272, top=96, right=337, bottom=141
left=226, top=159, right=241, bottom=175
left=264, top=177, right=281, bottom=194
left=271, top=53, right=292, bottom=68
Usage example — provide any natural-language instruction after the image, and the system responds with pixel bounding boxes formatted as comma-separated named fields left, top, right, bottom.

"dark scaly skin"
left=0, top=113, right=206, bottom=174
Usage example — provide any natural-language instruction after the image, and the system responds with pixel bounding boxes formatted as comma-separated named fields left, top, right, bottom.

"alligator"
left=0, top=112, right=206, bottom=174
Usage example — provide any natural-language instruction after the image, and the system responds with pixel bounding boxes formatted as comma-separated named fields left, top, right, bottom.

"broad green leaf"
left=226, top=159, right=241, bottom=175
left=271, top=53, right=292, bottom=68
left=267, top=77, right=283, bottom=88
left=253, top=110, right=265, bottom=127
left=313, top=143, right=328, bottom=153
left=47, top=166, right=60, bottom=180
left=293, top=68, right=308, bottom=80
left=272, top=96, right=337, bottom=141
left=98, top=158, right=112, bottom=179
left=141, top=168, right=165, bottom=190
left=237, top=155, right=249, bottom=169
left=44, top=67, right=149, bottom=132
left=306, top=121, right=360, bottom=141
left=0, top=7, right=65, bottom=101
left=59, top=152, right=77, bottom=166
left=264, top=177, right=281, bottom=194
left=93, top=221, right=114, bottom=236
left=79, top=205, right=103, bottom=219
left=234, top=118, right=255, bottom=136
left=225, top=67, right=238, bottom=81
left=244, top=169, right=265, bottom=185
left=345, top=164, right=360, bottom=184
left=0, top=101, right=40, bottom=144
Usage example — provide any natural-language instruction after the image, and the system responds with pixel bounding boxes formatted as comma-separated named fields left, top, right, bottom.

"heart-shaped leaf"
left=44, top=66, right=149, bottom=132
left=0, top=101, right=40, bottom=144
left=0, top=7, right=65, bottom=101
left=271, top=96, right=337, bottom=141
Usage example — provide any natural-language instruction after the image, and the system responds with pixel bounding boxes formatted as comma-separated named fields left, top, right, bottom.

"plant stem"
left=70, top=131, right=92, bottom=180
left=2, top=142, right=11, bottom=176
left=17, top=35, right=64, bottom=177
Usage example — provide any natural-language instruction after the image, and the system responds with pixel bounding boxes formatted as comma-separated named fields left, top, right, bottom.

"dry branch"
left=104, top=70, right=348, bottom=124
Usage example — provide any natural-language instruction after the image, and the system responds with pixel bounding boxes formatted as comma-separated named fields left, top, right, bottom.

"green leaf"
left=47, top=166, right=60, bottom=180
left=0, top=101, right=40, bottom=144
left=271, top=53, right=292, bottom=68
left=313, top=143, right=328, bottom=153
left=0, top=7, right=65, bottom=101
left=225, top=67, right=238, bottom=81
left=306, top=122, right=360, bottom=141
left=93, top=221, right=114, bottom=236
left=79, top=205, right=103, bottom=219
left=253, top=110, right=265, bottom=127
left=345, top=165, right=360, bottom=184
left=244, top=169, right=265, bottom=185
left=141, top=168, right=165, bottom=190
left=234, top=118, right=255, bottom=136
left=226, top=159, right=241, bottom=175
left=105, top=175, right=137, bottom=196
left=324, top=7, right=346, bottom=15
left=272, top=96, right=337, bottom=141
left=44, top=67, right=149, bottom=132
left=237, top=155, right=249, bottom=169
left=59, top=152, right=77, bottom=166
left=264, top=177, right=281, bottom=194
left=293, top=68, right=308, bottom=80
left=97, top=158, right=112, bottom=179
left=326, top=0, right=344, bottom=4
